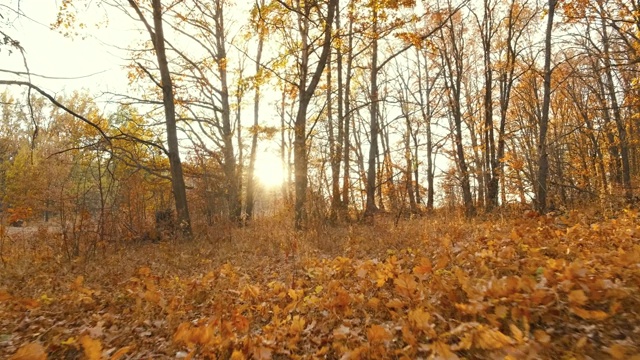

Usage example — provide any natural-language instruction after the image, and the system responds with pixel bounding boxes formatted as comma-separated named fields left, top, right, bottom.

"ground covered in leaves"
left=1, top=210, right=640, bottom=359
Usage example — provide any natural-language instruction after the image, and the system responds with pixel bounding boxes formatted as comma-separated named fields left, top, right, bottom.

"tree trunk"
left=600, top=11, right=633, bottom=202
left=341, top=2, right=355, bottom=208
left=327, top=50, right=341, bottom=221
left=535, top=0, right=556, bottom=213
left=130, top=0, right=192, bottom=237
left=245, top=11, right=265, bottom=219
left=293, top=0, right=337, bottom=229
left=365, top=5, right=379, bottom=217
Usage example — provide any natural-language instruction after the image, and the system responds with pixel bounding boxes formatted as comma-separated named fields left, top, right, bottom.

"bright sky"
left=2, top=1, right=132, bottom=96
left=1, top=1, right=286, bottom=187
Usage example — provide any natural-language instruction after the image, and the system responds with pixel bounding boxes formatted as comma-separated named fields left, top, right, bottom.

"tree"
left=437, top=2, right=475, bottom=216
left=535, top=0, right=556, bottom=213
left=262, top=0, right=337, bottom=229
left=127, top=0, right=192, bottom=237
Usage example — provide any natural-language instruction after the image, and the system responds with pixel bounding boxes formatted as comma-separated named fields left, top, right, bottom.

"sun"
left=254, top=151, right=286, bottom=188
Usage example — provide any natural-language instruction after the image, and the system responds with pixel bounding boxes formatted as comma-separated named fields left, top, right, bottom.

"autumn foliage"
left=1, top=209, right=639, bottom=359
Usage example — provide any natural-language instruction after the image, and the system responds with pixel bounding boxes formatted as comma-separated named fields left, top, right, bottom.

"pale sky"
left=1, top=1, right=286, bottom=187
left=2, top=0, right=133, bottom=96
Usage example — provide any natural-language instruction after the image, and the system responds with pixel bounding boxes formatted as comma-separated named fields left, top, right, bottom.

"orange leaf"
left=385, top=298, right=405, bottom=310
left=138, top=267, right=151, bottom=276
left=230, top=350, right=246, bottom=360
left=251, top=346, right=272, bottom=360
left=110, top=346, right=132, bottom=360
left=568, top=289, right=588, bottom=306
left=394, top=273, right=418, bottom=297
left=408, top=308, right=431, bottom=331
left=533, top=329, right=551, bottom=344
left=570, top=307, right=608, bottom=320
left=608, top=344, right=627, bottom=359
left=412, top=258, right=432, bottom=276
left=495, top=305, right=508, bottom=318
left=10, top=342, right=47, bottom=360
left=367, top=324, right=392, bottom=344
left=79, top=335, right=102, bottom=360
left=474, top=326, right=515, bottom=350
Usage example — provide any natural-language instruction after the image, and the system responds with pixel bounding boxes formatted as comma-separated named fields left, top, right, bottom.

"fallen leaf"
left=79, top=335, right=102, bottom=360
left=10, top=342, right=47, bottom=360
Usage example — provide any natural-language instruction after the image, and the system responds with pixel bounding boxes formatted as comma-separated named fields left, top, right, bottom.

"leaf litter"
left=1, top=210, right=639, bottom=359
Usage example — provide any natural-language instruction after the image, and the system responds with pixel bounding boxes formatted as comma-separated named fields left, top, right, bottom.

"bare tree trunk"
left=365, top=5, right=380, bottom=217
left=439, top=10, right=475, bottom=217
left=293, top=0, right=337, bottom=229
left=129, top=0, right=192, bottom=237
left=279, top=86, right=290, bottom=202
left=600, top=10, right=633, bottom=202
left=214, top=1, right=241, bottom=222
left=245, top=10, right=265, bottom=219
left=478, top=0, right=498, bottom=210
left=341, top=2, right=355, bottom=208
left=404, top=113, right=417, bottom=213
left=327, top=50, right=341, bottom=221
left=535, top=0, right=556, bottom=213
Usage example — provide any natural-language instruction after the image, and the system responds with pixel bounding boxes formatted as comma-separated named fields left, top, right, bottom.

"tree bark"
left=245, top=5, right=265, bottom=219
left=293, top=0, right=337, bottom=229
left=129, top=0, right=192, bottom=237
left=365, top=4, right=380, bottom=217
left=535, top=0, right=556, bottom=213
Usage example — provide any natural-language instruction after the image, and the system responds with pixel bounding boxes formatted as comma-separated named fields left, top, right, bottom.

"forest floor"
left=1, top=209, right=639, bottom=359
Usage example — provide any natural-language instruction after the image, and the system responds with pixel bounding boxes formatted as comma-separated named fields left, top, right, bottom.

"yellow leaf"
left=288, top=288, right=301, bottom=302
left=568, top=289, right=588, bottom=306
left=290, top=315, right=305, bottom=334
left=61, top=337, right=76, bottom=345
left=79, top=335, right=102, bottom=360
left=509, top=324, right=524, bottom=343
left=10, top=342, right=47, bottom=360
left=242, top=284, right=260, bottom=299
left=423, top=341, right=459, bottom=360
left=408, top=308, right=431, bottom=331
left=474, top=326, right=515, bottom=350
left=110, top=346, right=132, bottom=360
